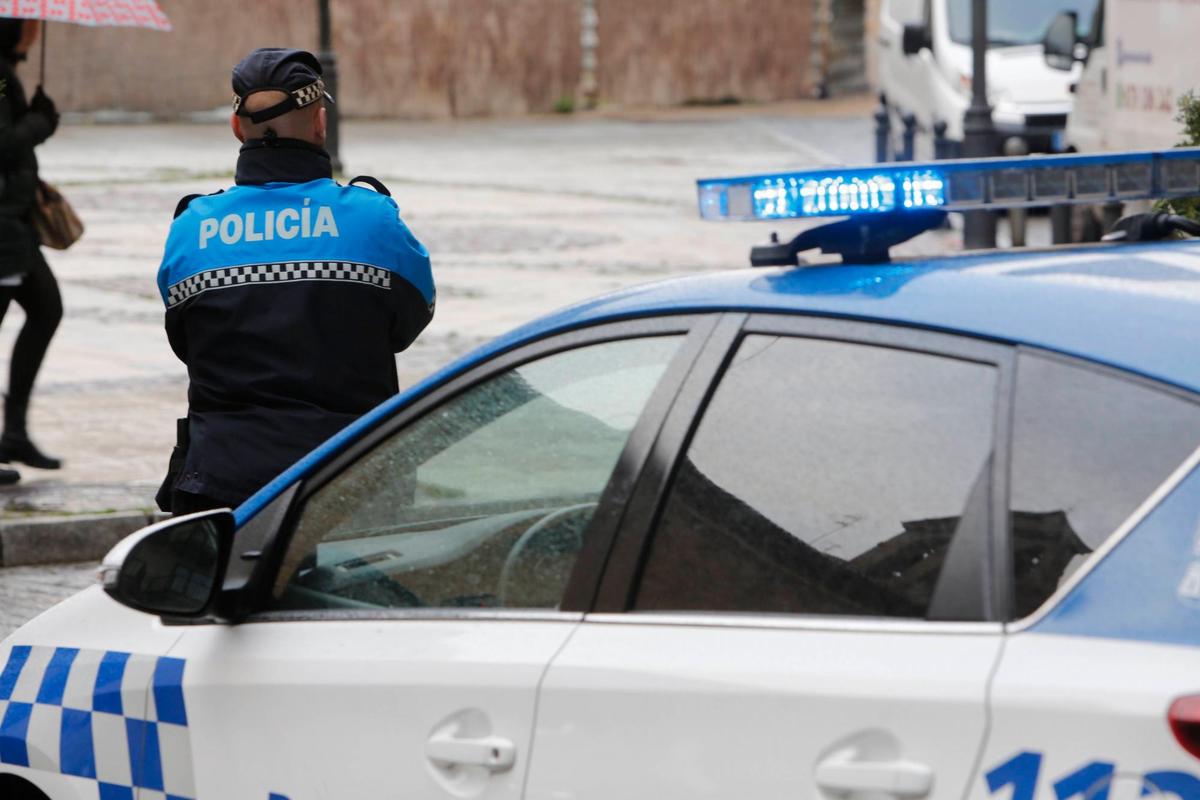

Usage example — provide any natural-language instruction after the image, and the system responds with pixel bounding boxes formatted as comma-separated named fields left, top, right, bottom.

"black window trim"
left=592, top=313, right=1019, bottom=624
left=236, top=313, right=723, bottom=621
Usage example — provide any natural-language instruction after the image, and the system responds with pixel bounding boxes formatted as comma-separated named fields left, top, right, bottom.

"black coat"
left=0, top=60, right=51, bottom=277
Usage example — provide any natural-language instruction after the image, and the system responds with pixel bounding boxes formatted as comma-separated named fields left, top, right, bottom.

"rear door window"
left=634, top=334, right=999, bottom=618
left=1010, top=352, right=1200, bottom=617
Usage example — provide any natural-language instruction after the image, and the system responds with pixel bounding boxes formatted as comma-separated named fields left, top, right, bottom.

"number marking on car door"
left=986, top=752, right=1200, bottom=800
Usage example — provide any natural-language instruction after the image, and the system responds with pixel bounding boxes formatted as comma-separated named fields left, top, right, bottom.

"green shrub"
left=553, top=95, right=576, bottom=114
left=1158, top=90, right=1200, bottom=220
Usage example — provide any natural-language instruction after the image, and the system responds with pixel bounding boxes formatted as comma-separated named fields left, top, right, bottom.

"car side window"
left=1010, top=352, right=1200, bottom=617
left=270, top=335, right=684, bottom=612
left=634, top=335, right=998, bottom=619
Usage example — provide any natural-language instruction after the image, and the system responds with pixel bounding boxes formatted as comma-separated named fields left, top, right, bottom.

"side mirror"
left=1044, top=11, right=1079, bottom=70
left=99, top=509, right=235, bottom=618
left=902, top=23, right=932, bottom=56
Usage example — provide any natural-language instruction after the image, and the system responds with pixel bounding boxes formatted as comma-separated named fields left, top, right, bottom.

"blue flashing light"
left=699, top=148, right=1200, bottom=222
left=751, top=170, right=946, bottom=219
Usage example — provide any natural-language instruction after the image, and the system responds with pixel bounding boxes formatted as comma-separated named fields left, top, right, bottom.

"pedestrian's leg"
left=0, top=251, right=63, bottom=469
left=0, top=285, right=21, bottom=484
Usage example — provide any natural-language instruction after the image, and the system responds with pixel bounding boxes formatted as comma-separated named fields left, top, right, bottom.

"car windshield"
left=947, top=0, right=1099, bottom=47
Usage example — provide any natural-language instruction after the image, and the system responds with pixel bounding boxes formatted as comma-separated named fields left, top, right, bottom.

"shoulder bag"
left=31, top=180, right=84, bottom=250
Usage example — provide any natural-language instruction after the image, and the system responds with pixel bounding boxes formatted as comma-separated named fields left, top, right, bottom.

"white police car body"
left=4, top=150, right=1200, bottom=800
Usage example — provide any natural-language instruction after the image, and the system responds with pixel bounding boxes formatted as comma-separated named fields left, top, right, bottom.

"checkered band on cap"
left=167, top=261, right=392, bottom=307
left=232, top=79, right=326, bottom=113
left=292, top=79, right=326, bottom=108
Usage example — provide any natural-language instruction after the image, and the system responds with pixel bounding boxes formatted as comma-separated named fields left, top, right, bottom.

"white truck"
left=1041, top=0, right=1200, bottom=239
left=1049, top=0, right=1198, bottom=153
left=876, top=0, right=1100, bottom=154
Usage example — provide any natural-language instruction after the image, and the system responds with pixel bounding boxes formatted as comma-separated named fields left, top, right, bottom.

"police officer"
left=156, top=48, right=435, bottom=513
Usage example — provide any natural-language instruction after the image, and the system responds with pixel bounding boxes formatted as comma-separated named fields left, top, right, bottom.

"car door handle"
left=425, top=732, right=516, bottom=772
left=815, top=752, right=934, bottom=798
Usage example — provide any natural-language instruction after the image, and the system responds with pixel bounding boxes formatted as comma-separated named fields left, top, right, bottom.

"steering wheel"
left=298, top=563, right=425, bottom=609
left=498, top=502, right=597, bottom=608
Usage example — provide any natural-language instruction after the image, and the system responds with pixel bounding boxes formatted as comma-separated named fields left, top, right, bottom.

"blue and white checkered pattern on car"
left=0, top=645, right=194, bottom=800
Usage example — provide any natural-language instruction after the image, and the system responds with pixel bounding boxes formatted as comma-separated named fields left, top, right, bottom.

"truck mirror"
left=902, top=23, right=931, bottom=56
left=1044, top=11, right=1079, bottom=71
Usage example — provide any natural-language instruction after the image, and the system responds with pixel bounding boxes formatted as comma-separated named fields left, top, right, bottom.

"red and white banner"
left=0, top=0, right=171, bottom=31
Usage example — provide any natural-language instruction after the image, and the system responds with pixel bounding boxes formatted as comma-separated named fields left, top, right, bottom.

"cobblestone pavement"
left=0, top=562, right=97, bottom=640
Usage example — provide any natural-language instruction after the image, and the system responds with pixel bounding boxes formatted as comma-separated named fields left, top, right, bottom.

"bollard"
left=901, top=113, right=918, bottom=162
left=874, top=95, right=892, bottom=163
left=1101, top=202, right=1125, bottom=235
left=1003, top=137, right=1029, bottom=247
left=933, top=121, right=950, bottom=161
left=1050, top=205, right=1072, bottom=244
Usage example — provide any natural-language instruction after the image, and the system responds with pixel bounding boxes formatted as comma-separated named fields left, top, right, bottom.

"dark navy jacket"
left=157, top=140, right=434, bottom=506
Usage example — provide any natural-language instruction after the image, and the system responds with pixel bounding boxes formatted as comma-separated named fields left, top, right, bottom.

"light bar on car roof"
left=697, top=148, right=1200, bottom=222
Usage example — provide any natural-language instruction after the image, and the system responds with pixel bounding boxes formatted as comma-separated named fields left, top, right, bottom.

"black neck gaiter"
left=234, top=138, right=333, bottom=186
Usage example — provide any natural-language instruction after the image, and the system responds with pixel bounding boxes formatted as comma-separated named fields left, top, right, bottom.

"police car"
left=4, top=149, right=1200, bottom=800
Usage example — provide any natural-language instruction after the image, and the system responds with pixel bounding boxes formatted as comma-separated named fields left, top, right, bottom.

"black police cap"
left=231, top=48, right=335, bottom=124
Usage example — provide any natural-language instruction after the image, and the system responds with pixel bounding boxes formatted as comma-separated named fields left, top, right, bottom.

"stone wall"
left=331, top=0, right=582, bottom=118
left=18, top=2, right=317, bottom=116
left=16, top=0, right=830, bottom=118
left=864, top=0, right=881, bottom=89
left=19, top=0, right=581, bottom=118
left=594, top=0, right=815, bottom=107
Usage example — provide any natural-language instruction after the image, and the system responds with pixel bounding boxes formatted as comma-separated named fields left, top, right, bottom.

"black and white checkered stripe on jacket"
left=166, top=261, right=392, bottom=308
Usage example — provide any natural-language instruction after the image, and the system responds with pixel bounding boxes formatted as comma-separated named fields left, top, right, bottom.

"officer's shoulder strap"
left=173, top=189, right=225, bottom=219
left=347, top=175, right=392, bottom=197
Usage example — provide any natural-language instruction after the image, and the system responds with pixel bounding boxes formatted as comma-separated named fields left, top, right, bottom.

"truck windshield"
left=947, top=0, right=1099, bottom=47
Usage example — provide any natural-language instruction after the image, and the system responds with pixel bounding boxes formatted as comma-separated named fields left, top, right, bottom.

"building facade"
left=21, top=0, right=867, bottom=118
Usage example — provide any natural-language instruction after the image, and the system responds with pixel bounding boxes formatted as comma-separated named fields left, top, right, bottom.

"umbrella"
left=0, top=0, right=172, bottom=84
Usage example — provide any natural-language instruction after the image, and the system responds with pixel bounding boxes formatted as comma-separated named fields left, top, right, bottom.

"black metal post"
left=933, top=121, right=948, bottom=160
left=1003, top=136, right=1028, bottom=247
left=932, top=122, right=954, bottom=229
left=962, top=0, right=996, bottom=249
left=1050, top=205, right=1072, bottom=243
left=901, top=113, right=918, bottom=162
left=318, top=0, right=343, bottom=173
left=874, top=94, right=892, bottom=163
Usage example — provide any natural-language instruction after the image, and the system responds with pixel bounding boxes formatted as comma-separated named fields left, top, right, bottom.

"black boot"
left=0, top=394, right=61, bottom=470
left=0, top=466, right=20, bottom=485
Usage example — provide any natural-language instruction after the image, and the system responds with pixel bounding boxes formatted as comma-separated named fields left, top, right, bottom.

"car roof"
left=510, top=238, right=1200, bottom=394
left=237, top=237, right=1200, bottom=523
